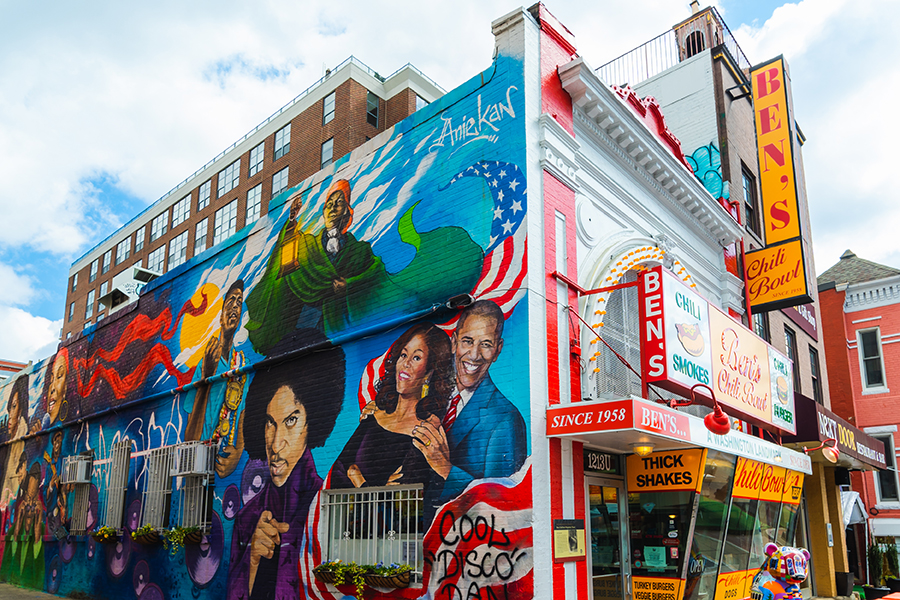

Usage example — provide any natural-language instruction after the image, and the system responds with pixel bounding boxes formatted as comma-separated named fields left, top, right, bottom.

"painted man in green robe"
left=245, top=179, right=382, bottom=354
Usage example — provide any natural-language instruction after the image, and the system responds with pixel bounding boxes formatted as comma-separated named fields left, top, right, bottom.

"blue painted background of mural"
left=0, top=49, right=532, bottom=600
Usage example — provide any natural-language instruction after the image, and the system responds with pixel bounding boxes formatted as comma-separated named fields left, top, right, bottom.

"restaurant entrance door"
left=587, top=477, right=630, bottom=600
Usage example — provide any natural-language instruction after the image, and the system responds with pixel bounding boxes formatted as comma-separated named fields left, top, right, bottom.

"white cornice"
left=539, top=113, right=580, bottom=191
left=558, top=57, right=742, bottom=248
left=844, top=274, right=900, bottom=313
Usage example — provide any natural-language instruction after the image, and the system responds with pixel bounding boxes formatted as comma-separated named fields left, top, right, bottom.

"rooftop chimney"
left=690, top=0, right=700, bottom=14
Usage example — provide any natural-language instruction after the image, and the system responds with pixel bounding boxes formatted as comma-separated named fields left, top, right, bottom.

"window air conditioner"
left=61, top=456, right=92, bottom=485
left=171, top=441, right=214, bottom=477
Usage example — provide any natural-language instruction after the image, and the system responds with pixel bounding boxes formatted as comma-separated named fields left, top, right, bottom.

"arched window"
left=593, top=270, right=642, bottom=399
left=685, top=31, right=705, bottom=59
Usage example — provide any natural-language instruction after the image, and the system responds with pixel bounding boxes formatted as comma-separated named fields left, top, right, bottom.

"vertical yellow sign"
left=752, top=57, right=801, bottom=245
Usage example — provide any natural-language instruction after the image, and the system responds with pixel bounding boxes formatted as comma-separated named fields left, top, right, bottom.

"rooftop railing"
left=596, top=7, right=750, bottom=88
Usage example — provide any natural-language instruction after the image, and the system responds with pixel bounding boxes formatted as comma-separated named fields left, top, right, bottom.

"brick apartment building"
left=62, top=58, right=443, bottom=339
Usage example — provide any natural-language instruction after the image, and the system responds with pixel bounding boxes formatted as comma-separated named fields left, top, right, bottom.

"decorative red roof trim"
left=610, top=84, right=692, bottom=171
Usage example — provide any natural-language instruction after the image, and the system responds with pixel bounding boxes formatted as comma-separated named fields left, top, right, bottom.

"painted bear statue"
left=749, top=543, right=811, bottom=600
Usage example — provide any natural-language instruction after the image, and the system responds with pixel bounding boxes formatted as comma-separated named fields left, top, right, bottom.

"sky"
left=0, top=0, right=897, bottom=362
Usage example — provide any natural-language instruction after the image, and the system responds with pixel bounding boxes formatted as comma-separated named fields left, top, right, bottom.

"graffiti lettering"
left=431, top=86, right=518, bottom=152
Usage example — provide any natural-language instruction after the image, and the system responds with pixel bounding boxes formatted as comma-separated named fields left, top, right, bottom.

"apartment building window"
left=323, top=91, right=335, bottom=124
left=246, top=184, right=262, bottom=225
left=173, top=195, right=191, bottom=227
left=416, top=94, right=428, bottom=111
left=752, top=312, right=769, bottom=343
left=89, top=259, right=99, bottom=282
left=85, top=290, right=95, bottom=319
left=168, top=231, right=189, bottom=269
left=140, top=446, right=175, bottom=530
left=249, top=142, right=265, bottom=177
left=272, top=167, right=289, bottom=197
left=151, top=212, right=168, bottom=242
left=366, top=91, right=379, bottom=127
left=321, top=137, right=334, bottom=169
left=194, top=219, right=208, bottom=255
left=135, top=228, right=145, bottom=253
left=218, top=159, right=241, bottom=198
left=68, top=302, right=74, bottom=322
left=213, top=200, right=238, bottom=245
left=72, top=273, right=78, bottom=292
left=874, top=435, right=899, bottom=503
left=148, top=246, right=166, bottom=274
left=742, top=165, right=761, bottom=238
left=809, top=345, right=823, bottom=404
left=859, top=329, right=887, bottom=390
left=102, top=249, right=112, bottom=274
left=116, top=238, right=131, bottom=265
left=198, top=180, right=211, bottom=211
left=100, top=281, right=109, bottom=298
left=784, top=326, right=800, bottom=393
left=274, top=123, right=290, bottom=160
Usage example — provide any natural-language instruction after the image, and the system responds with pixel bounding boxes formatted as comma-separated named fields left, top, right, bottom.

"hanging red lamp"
left=691, top=383, right=732, bottom=436
left=804, top=438, right=840, bottom=463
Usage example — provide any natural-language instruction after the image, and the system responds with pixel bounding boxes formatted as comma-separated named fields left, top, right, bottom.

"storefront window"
left=720, top=496, right=758, bottom=575
left=628, top=490, right=694, bottom=578
left=749, top=500, right=783, bottom=568
left=684, top=451, right=737, bottom=600
left=590, top=484, right=623, bottom=600
left=776, top=503, right=800, bottom=546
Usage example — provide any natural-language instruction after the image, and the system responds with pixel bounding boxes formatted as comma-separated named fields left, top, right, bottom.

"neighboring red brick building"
left=819, top=250, right=900, bottom=575
left=62, top=58, right=443, bottom=339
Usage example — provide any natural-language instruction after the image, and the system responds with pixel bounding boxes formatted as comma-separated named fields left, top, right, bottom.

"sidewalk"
left=0, top=583, right=61, bottom=599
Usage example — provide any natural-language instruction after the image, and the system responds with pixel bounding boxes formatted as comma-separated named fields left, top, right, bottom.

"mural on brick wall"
left=686, top=142, right=729, bottom=201
left=0, top=50, right=531, bottom=600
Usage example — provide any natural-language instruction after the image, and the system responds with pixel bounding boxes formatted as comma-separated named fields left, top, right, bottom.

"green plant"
left=93, top=526, right=118, bottom=542
left=162, top=526, right=200, bottom=556
left=368, top=562, right=412, bottom=576
left=131, top=523, right=156, bottom=539
left=869, top=541, right=885, bottom=585
left=313, top=560, right=366, bottom=597
left=885, top=540, right=899, bottom=580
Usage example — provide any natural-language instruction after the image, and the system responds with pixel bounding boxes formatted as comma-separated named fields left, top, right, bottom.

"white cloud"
left=0, top=263, right=38, bottom=306
left=0, top=307, right=60, bottom=362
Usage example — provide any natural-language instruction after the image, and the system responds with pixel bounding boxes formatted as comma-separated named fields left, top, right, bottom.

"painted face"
left=289, top=194, right=303, bottom=222
left=48, top=353, right=68, bottom=423
left=52, top=433, right=63, bottom=460
left=220, top=288, right=243, bottom=337
left=452, top=314, right=503, bottom=392
left=396, top=334, right=430, bottom=398
left=7, top=391, right=20, bottom=435
left=264, top=386, right=308, bottom=488
left=323, top=191, right=349, bottom=231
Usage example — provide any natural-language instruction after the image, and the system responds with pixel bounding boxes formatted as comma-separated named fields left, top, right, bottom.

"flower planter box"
left=91, top=532, right=119, bottom=544
left=183, top=530, right=203, bottom=545
left=363, top=570, right=411, bottom=589
left=313, top=570, right=338, bottom=585
left=132, top=531, right=162, bottom=546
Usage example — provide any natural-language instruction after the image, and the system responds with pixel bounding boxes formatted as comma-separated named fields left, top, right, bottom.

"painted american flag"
left=357, top=160, right=528, bottom=409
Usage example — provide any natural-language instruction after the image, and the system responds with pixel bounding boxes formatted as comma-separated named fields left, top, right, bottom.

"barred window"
left=213, top=200, right=238, bottom=245
left=272, top=167, right=289, bottom=197
left=217, top=159, right=241, bottom=198
left=168, top=230, right=189, bottom=269
left=140, top=446, right=175, bottom=530
left=148, top=245, right=166, bottom=274
left=323, top=486, right=424, bottom=579
left=246, top=184, right=262, bottom=225
left=172, top=194, right=191, bottom=227
left=249, top=142, right=265, bottom=177
left=274, top=123, right=290, bottom=160
left=194, top=219, right=208, bottom=255
left=116, top=238, right=131, bottom=265
left=102, top=250, right=112, bottom=274
left=173, top=442, right=215, bottom=531
left=151, top=212, right=168, bottom=242
left=198, top=180, right=211, bottom=211
left=103, top=440, right=132, bottom=530
left=594, top=270, right=642, bottom=399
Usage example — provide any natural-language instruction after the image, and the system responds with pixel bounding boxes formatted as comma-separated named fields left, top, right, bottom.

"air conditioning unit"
left=61, top=456, right=92, bottom=484
left=171, top=442, right=214, bottom=477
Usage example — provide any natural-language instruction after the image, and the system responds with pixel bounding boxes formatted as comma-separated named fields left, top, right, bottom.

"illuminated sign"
left=639, top=266, right=797, bottom=433
left=626, top=449, right=705, bottom=493
left=747, top=56, right=812, bottom=311
left=745, top=240, right=811, bottom=311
